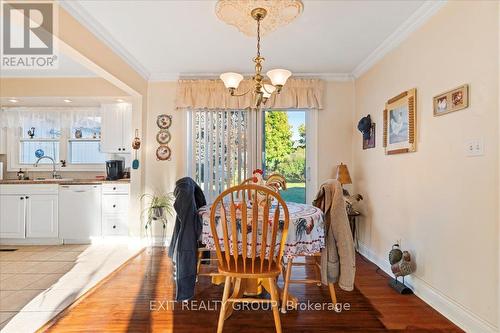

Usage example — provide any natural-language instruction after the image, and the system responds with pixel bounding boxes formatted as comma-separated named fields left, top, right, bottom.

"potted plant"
left=140, top=192, right=174, bottom=243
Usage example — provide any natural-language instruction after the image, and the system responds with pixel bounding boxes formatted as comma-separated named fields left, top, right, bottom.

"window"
left=68, top=114, right=105, bottom=164
left=188, top=108, right=318, bottom=204
left=19, top=112, right=61, bottom=165
left=2, top=107, right=107, bottom=171
left=263, top=110, right=306, bottom=203
left=189, top=109, right=251, bottom=202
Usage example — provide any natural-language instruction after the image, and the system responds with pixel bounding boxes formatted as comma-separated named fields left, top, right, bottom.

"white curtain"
left=190, top=108, right=255, bottom=203
left=0, top=107, right=101, bottom=135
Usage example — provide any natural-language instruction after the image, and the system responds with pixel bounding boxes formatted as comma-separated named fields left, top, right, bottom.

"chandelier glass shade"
left=219, top=7, right=292, bottom=108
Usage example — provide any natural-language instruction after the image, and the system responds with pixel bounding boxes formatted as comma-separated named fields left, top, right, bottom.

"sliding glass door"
left=188, top=108, right=317, bottom=203
left=263, top=109, right=316, bottom=204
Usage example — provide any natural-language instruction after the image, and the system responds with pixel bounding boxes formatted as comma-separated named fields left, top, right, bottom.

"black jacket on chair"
left=168, top=177, right=206, bottom=301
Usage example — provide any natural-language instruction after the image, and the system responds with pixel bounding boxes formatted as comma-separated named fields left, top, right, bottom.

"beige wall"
left=318, top=81, right=355, bottom=185
left=352, top=1, right=499, bottom=329
left=0, top=77, right=127, bottom=97
left=144, top=82, right=188, bottom=237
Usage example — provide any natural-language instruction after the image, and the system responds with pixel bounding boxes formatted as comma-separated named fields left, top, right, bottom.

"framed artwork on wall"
left=363, top=123, right=375, bottom=150
left=383, top=88, right=416, bottom=155
left=433, top=84, right=469, bottom=116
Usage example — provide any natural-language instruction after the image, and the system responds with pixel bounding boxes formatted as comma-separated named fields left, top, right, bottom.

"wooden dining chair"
left=281, top=253, right=337, bottom=313
left=210, top=184, right=290, bottom=333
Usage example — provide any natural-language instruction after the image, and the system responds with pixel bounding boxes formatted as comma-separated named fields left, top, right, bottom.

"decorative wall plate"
left=215, top=0, right=303, bottom=36
left=157, top=114, right=172, bottom=129
left=156, top=130, right=171, bottom=144
left=156, top=145, right=171, bottom=161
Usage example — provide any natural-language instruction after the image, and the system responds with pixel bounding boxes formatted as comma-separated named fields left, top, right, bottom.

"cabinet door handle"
left=112, top=225, right=116, bottom=229
left=112, top=204, right=116, bottom=208
left=113, top=187, right=116, bottom=190
left=20, top=197, right=24, bottom=200
left=25, top=196, right=29, bottom=199
left=118, top=148, right=122, bottom=151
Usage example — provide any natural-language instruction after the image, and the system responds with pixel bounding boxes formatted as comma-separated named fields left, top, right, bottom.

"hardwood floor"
left=40, top=248, right=463, bottom=333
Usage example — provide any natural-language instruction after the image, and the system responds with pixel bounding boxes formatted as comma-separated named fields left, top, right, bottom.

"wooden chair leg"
left=224, top=278, right=244, bottom=320
left=217, top=276, right=232, bottom=333
left=281, top=257, right=293, bottom=314
left=328, top=282, right=337, bottom=305
left=268, top=278, right=282, bottom=333
left=313, top=256, right=322, bottom=286
left=196, top=250, right=203, bottom=275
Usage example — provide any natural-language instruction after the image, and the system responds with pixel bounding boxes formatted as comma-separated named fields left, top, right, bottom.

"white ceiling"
left=60, top=0, right=442, bottom=80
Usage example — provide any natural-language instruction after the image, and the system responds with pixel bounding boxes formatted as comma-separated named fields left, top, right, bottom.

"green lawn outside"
left=280, top=182, right=306, bottom=203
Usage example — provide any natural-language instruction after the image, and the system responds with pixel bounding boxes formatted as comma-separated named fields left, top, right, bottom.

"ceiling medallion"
left=215, top=0, right=303, bottom=36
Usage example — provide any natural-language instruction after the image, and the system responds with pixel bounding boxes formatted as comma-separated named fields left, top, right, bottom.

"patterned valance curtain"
left=176, top=78, right=324, bottom=110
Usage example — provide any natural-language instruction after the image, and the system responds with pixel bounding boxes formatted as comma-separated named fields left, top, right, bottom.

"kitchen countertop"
left=0, top=179, right=131, bottom=185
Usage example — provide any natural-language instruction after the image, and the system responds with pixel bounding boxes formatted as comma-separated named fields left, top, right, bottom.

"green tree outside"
left=264, top=111, right=293, bottom=172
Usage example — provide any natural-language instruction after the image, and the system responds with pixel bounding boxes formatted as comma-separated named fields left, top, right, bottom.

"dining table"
left=198, top=201, right=325, bottom=310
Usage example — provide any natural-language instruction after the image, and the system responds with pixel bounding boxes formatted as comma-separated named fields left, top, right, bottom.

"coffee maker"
left=106, top=160, right=124, bottom=180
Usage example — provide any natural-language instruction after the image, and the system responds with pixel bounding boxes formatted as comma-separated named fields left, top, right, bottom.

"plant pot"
left=152, top=207, right=164, bottom=219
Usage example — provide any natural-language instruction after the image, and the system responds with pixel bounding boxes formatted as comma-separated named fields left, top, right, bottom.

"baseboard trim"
left=357, top=242, right=498, bottom=333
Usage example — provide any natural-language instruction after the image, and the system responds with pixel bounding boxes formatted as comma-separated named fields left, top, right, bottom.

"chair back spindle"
left=209, top=184, right=290, bottom=275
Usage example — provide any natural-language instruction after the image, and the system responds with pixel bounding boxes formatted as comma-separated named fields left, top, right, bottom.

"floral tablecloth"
left=199, top=202, right=325, bottom=258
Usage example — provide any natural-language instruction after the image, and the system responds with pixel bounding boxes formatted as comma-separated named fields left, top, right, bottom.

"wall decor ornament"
left=156, top=114, right=172, bottom=129
left=132, top=129, right=141, bottom=170
left=156, top=115, right=172, bottom=161
left=156, top=145, right=171, bottom=161
left=433, top=84, right=469, bottom=116
left=358, top=115, right=375, bottom=150
left=383, top=88, right=417, bottom=155
left=156, top=129, right=171, bottom=145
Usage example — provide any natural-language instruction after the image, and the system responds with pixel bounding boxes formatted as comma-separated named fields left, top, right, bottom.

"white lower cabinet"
left=26, top=194, right=58, bottom=238
left=0, top=183, right=129, bottom=242
left=102, top=184, right=129, bottom=236
left=0, top=195, right=26, bottom=238
left=0, top=185, right=59, bottom=239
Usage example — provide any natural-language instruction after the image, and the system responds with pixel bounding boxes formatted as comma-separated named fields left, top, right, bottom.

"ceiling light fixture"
left=8, top=98, right=19, bottom=103
left=63, top=99, right=72, bottom=103
left=116, top=98, right=125, bottom=103
left=219, top=7, right=292, bottom=108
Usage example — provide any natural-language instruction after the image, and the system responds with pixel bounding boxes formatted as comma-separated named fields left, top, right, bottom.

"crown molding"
left=149, top=72, right=354, bottom=82
left=352, top=0, right=447, bottom=79
left=58, top=0, right=150, bottom=80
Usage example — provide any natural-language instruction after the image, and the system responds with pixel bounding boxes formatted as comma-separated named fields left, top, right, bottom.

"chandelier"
left=219, top=7, right=292, bottom=108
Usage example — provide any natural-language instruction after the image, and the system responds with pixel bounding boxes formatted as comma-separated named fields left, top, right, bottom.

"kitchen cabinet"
left=26, top=194, right=58, bottom=238
left=102, top=184, right=129, bottom=236
left=0, top=185, right=59, bottom=239
left=0, top=195, right=26, bottom=238
left=101, top=103, right=132, bottom=154
left=0, top=127, right=6, bottom=154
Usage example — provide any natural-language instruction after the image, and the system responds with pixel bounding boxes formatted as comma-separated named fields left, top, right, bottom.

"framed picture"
left=433, top=84, right=469, bottom=116
left=363, top=123, right=375, bottom=150
left=383, top=88, right=416, bottom=155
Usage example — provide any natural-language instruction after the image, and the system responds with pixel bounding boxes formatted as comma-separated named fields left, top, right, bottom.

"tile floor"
left=0, top=242, right=144, bottom=333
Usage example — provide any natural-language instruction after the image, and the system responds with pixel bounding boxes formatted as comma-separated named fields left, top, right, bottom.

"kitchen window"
left=1, top=107, right=106, bottom=171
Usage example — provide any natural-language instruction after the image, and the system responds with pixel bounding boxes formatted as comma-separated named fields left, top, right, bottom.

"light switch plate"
left=465, top=139, right=484, bottom=157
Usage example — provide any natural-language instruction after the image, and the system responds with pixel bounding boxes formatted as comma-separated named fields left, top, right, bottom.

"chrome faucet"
left=34, top=156, right=60, bottom=179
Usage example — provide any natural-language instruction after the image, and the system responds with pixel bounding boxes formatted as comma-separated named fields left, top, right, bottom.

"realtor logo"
left=1, top=1, right=58, bottom=69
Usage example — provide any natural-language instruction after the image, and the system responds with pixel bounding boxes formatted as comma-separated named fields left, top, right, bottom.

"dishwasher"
left=59, top=184, right=102, bottom=244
